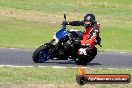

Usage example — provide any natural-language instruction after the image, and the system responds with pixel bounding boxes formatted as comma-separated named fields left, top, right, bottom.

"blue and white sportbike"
left=32, top=14, right=99, bottom=65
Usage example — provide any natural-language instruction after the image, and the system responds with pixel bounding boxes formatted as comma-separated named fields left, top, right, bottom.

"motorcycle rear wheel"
left=87, top=47, right=97, bottom=63
left=75, top=47, right=97, bottom=65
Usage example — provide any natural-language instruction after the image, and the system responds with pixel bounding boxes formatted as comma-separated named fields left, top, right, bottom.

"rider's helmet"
left=84, top=14, right=95, bottom=28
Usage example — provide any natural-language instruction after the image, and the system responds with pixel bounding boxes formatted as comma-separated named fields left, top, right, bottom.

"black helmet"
left=84, top=14, right=95, bottom=28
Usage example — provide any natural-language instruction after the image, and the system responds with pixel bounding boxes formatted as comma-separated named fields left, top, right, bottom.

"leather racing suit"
left=67, top=20, right=101, bottom=49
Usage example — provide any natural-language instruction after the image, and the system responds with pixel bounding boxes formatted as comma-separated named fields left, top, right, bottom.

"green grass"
left=0, top=0, right=131, bottom=15
left=0, top=67, right=76, bottom=84
left=0, top=17, right=58, bottom=48
left=0, top=67, right=132, bottom=88
left=0, top=0, right=132, bottom=50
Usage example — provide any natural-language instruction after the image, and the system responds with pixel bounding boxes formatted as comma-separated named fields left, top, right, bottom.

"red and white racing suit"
left=67, top=20, right=100, bottom=49
left=80, top=23, right=100, bottom=49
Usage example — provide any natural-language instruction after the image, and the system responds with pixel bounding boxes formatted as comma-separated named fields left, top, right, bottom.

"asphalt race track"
left=0, top=48, right=132, bottom=68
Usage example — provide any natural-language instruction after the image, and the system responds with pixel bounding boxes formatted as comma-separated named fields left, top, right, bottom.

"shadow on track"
left=34, top=60, right=101, bottom=66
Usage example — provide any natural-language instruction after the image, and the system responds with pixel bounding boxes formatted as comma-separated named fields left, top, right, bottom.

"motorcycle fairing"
left=55, top=28, right=68, bottom=42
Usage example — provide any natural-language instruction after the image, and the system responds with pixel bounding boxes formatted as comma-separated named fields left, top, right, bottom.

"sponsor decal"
left=76, top=67, right=131, bottom=85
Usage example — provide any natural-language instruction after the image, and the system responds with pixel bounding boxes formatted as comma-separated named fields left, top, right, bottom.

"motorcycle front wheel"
left=32, top=44, right=54, bottom=63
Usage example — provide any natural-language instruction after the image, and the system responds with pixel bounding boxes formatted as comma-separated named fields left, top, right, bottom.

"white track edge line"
left=0, top=65, right=132, bottom=70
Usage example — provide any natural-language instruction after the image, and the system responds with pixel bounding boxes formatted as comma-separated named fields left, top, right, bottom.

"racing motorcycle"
left=32, top=14, right=101, bottom=65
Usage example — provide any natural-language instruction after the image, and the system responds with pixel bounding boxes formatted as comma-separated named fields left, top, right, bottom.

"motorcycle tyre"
left=32, top=44, right=52, bottom=63
left=75, top=47, right=97, bottom=65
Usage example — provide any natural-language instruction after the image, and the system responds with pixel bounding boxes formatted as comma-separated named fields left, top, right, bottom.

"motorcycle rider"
left=62, top=14, right=101, bottom=55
